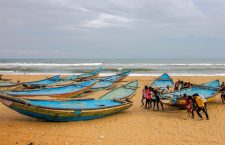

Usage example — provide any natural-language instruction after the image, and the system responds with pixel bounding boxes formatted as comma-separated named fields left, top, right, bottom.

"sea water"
left=0, top=58, right=225, bottom=76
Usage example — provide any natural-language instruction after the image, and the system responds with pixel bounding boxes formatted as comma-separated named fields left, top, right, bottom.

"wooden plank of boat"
left=160, top=80, right=220, bottom=106
left=6, top=80, right=97, bottom=98
left=89, top=70, right=131, bottom=92
left=0, top=81, right=138, bottom=122
left=151, top=73, right=174, bottom=90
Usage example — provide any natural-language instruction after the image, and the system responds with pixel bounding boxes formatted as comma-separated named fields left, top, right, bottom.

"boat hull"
left=161, top=93, right=219, bottom=106
left=7, top=80, right=97, bottom=98
left=0, top=97, right=132, bottom=122
left=0, top=80, right=137, bottom=122
left=11, top=85, right=94, bottom=98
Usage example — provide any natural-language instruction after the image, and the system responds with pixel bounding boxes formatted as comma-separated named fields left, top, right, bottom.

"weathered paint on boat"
left=151, top=73, right=174, bottom=90
left=7, top=80, right=97, bottom=98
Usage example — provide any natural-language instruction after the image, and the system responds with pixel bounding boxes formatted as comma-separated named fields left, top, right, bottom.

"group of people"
left=174, top=80, right=193, bottom=91
left=140, top=78, right=225, bottom=120
left=183, top=93, right=209, bottom=120
left=219, top=82, right=225, bottom=103
left=141, top=84, right=210, bottom=120
left=141, top=86, right=164, bottom=111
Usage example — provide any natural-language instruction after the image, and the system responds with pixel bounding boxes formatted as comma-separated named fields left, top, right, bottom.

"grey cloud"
left=0, top=0, right=225, bottom=59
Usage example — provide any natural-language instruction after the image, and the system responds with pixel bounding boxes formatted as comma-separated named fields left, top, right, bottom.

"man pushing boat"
left=191, top=94, right=209, bottom=120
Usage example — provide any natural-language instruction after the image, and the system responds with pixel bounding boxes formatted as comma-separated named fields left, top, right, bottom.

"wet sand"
left=0, top=75, right=225, bottom=145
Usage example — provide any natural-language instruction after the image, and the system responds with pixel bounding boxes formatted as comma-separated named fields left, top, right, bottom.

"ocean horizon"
left=0, top=58, right=225, bottom=76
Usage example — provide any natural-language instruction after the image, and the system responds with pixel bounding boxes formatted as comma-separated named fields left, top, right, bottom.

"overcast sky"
left=0, top=0, right=225, bottom=59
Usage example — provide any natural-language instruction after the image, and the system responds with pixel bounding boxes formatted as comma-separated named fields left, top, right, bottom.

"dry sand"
left=0, top=75, right=225, bottom=145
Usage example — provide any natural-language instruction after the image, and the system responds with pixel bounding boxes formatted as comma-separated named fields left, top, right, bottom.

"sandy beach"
left=0, top=75, right=225, bottom=145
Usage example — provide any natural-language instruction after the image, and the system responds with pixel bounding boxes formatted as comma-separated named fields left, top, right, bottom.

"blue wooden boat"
left=22, top=68, right=102, bottom=89
left=41, top=75, right=77, bottom=87
left=151, top=73, right=174, bottom=90
left=89, top=70, right=131, bottom=92
left=23, top=75, right=61, bottom=89
left=7, top=80, right=97, bottom=98
left=0, top=81, right=137, bottom=122
left=76, top=67, right=102, bottom=81
left=161, top=80, right=220, bottom=106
